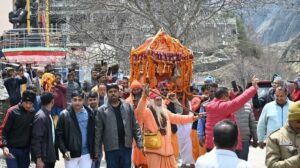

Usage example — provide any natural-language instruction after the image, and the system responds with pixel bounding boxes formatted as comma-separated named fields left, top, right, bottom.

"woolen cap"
left=288, top=101, right=300, bottom=121
left=22, top=91, right=36, bottom=103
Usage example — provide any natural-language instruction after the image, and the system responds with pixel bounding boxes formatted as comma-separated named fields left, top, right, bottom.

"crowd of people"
left=0, top=62, right=299, bottom=168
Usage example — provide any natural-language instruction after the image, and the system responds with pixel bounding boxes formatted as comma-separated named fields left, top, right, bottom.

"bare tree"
left=49, top=0, right=298, bottom=81
left=54, top=0, right=294, bottom=55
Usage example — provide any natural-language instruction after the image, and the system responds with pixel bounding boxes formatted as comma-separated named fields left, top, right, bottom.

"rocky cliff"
left=244, top=1, right=300, bottom=45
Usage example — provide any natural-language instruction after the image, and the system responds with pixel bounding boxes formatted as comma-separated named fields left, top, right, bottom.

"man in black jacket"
left=2, top=91, right=36, bottom=168
left=56, top=91, right=94, bottom=168
left=87, top=91, right=102, bottom=168
left=4, top=67, right=27, bottom=106
left=31, top=92, right=57, bottom=168
left=252, top=77, right=293, bottom=109
left=25, top=64, right=36, bottom=82
left=94, top=83, right=143, bottom=168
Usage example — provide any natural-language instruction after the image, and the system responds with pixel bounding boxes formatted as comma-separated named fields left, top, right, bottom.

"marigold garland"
left=41, top=73, right=56, bottom=92
left=129, top=30, right=193, bottom=103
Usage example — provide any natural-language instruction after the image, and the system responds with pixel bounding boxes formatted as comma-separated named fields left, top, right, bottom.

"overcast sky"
left=0, top=2, right=12, bottom=34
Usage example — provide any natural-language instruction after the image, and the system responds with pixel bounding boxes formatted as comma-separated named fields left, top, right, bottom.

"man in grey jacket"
left=64, top=73, right=81, bottom=105
left=235, top=102, right=258, bottom=161
left=234, top=86, right=258, bottom=161
left=93, top=83, right=143, bottom=168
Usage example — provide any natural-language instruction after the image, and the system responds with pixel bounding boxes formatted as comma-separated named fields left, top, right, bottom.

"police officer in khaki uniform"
left=266, top=101, right=300, bottom=168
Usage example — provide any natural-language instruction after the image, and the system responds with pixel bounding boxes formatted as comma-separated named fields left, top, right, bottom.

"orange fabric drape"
left=129, top=30, right=193, bottom=103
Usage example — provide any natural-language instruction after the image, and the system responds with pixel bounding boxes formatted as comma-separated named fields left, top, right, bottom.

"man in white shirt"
left=195, top=119, right=251, bottom=168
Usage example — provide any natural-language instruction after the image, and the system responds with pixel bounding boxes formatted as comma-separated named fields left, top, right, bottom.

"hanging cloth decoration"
left=129, top=30, right=194, bottom=104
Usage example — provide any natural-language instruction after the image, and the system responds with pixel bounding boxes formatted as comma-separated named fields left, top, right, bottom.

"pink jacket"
left=136, top=96, right=195, bottom=156
left=205, top=86, right=257, bottom=150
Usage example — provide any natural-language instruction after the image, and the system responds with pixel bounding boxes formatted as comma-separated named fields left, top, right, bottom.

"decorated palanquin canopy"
left=129, top=30, right=193, bottom=98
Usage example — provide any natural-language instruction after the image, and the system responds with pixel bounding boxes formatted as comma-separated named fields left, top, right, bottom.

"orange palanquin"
left=129, top=30, right=193, bottom=103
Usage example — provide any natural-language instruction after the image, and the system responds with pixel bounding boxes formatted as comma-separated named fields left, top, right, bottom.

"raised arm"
left=168, top=111, right=196, bottom=125
left=218, top=86, right=257, bottom=118
left=134, top=95, right=148, bottom=125
left=218, top=77, right=259, bottom=117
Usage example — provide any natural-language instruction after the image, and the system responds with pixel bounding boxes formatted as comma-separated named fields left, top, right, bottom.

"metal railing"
left=0, top=28, right=66, bottom=49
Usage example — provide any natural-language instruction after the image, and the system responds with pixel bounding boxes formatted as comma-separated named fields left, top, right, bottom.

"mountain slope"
left=244, top=1, right=300, bottom=45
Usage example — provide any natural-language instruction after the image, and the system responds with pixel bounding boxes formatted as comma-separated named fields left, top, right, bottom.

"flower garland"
left=129, top=30, right=194, bottom=104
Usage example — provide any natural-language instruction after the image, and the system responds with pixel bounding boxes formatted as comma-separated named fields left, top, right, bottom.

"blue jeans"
left=91, top=152, right=103, bottom=168
left=236, top=141, right=250, bottom=161
left=6, top=147, right=30, bottom=168
left=105, top=147, right=132, bottom=168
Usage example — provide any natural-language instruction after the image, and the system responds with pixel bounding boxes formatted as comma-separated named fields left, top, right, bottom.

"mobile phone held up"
left=231, top=81, right=238, bottom=92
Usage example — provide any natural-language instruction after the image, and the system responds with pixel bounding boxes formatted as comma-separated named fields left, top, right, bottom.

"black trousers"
left=44, top=162, right=55, bottom=168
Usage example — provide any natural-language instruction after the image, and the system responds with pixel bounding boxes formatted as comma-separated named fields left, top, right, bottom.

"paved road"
left=248, top=147, right=266, bottom=168
left=0, top=146, right=266, bottom=168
